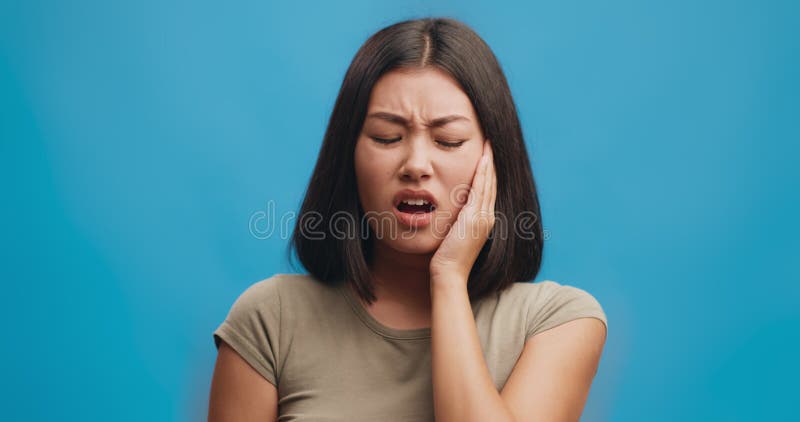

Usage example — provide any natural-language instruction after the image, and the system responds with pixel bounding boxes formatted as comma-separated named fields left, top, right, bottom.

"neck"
left=368, top=240, right=434, bottom=310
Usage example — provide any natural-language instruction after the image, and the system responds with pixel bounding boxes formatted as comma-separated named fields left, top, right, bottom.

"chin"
left=380, top=232, right=442, bottom=255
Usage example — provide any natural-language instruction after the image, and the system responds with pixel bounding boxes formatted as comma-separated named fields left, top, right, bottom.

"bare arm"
left=430, top=278, right=516, bottom=422
left=430, top=277, right=607, bottom=422
left=208, top=340, right=279, bottom=422
left=501, top=318, right=607, bottom=422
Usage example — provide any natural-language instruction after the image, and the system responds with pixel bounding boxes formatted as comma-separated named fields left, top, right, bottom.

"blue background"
left=2, top=0, right=797, bottom=420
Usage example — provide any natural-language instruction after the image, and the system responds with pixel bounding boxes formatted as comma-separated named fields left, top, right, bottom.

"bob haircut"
left=288, top=17, right=544, bottom=305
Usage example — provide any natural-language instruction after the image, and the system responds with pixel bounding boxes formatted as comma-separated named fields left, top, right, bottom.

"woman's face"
left=354, top=66, right=486, bottom=255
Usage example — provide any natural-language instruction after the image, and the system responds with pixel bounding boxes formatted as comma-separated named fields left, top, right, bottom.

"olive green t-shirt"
left=212, top=273, right=608, bottom=421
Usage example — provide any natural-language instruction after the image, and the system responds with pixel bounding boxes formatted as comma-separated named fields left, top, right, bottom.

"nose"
left=399, top=138, right=432, bottom=182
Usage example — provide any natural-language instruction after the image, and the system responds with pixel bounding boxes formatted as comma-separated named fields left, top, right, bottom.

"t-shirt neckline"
left=337, top=281, right=433, bottom=340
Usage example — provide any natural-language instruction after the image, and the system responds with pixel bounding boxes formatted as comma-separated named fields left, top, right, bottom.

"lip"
left=392, top=206, right=433, bottom=228
left=392, top=189, right=438, bottom=209
left=392, top=189, right=437, bottom=229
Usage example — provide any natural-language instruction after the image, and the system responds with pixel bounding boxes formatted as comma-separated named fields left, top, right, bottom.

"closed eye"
left=370, top=136, right=401, bottom=144
left=437, top=140, right=466, bottom=148
left=369, top=136, right=466, bottom=148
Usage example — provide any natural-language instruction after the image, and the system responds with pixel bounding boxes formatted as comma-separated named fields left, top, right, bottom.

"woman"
left=209, top=17, right=607, bottom=422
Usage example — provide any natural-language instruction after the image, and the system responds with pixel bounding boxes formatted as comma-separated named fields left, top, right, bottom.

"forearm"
left=430, top=275, right=515, bottom=422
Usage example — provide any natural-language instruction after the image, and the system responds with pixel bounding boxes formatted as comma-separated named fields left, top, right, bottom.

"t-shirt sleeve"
left=213, top=276, right=282, bottom=387
left=525, top=281, right=608, bottom=342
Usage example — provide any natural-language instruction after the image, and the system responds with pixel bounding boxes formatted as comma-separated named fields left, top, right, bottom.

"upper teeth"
left=402, top=199, right=430, bottom=206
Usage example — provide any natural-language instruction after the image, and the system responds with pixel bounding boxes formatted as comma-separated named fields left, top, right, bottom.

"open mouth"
left=392, top=189, right=438, bottom=228
left=396, top=198, right=436, bottom=214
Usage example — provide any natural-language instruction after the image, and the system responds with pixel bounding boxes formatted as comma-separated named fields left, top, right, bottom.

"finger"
left=486, top=140, right=496, bottom=213
left=479, top=153, right=489, bottom=208
left=485, top=153, right=496, bottom=215
left=471, top=153, right=488, bottom=209
left=489, top=159, right=497, bottom=214
left=482, top=142, right=493, bottom=211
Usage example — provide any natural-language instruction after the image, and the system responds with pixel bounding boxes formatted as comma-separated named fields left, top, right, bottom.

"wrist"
left=429, top=270, right=468, bottom=289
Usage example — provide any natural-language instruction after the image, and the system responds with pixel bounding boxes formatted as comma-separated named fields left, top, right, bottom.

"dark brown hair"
left=288, top=17, right=543, bottom=305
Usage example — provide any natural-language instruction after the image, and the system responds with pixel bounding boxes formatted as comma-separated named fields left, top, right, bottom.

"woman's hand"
left=430, top=139, right=497, bottom=285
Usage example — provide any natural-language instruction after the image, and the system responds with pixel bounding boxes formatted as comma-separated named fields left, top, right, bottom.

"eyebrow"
left=365, top=111, right=470, bottom=128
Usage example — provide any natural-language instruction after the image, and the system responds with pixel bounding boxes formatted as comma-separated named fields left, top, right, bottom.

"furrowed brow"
left=366, top=112, right=469, bottom=128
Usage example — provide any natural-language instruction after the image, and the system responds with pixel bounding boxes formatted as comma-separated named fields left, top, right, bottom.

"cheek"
left=355, top=138, right=401, bottom=178
left=440, top=159, right=481, bottom=207
left=444, top=140, right=484, bottom=180
left=354, top=140, right=394, bottom=208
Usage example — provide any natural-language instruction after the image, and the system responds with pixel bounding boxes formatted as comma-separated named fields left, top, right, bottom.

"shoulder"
left=500, top=279, right=563, bottom=300
left=228, top=273, right=339, bottom=312
left=503, top=280, right=608, bottom=341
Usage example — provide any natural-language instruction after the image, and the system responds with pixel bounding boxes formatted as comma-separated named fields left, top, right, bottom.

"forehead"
left=366, top=67, right=476, bottom=122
